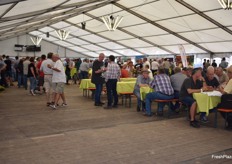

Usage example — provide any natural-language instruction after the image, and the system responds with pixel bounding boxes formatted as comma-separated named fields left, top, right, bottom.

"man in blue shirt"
left=145, top=66, right=174, bottom=116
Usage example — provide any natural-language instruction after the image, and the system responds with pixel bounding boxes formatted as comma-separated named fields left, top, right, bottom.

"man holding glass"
left=91, top=53, right=105, bottom=106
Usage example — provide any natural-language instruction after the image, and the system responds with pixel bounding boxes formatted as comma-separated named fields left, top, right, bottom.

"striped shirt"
left=105, top=62, right=121, bottom=81
left=150, top=74, right=174, bottom=95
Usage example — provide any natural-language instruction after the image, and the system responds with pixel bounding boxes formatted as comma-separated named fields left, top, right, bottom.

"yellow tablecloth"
left=193, top=93, right=221, bottom=115
left=79, top=79, right=95, bottom=89
left=120, top=78, right=136, bottom=82
left=117, top=81, right=136, bottom=94
left=140, top=87, right=154, bottom=101
left=79, top=80, right=136, bottom=94
left=70, top=68, right=77, bottom=77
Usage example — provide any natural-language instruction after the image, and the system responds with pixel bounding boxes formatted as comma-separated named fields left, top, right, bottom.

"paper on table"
left=202, top=90, right=222, bottom=97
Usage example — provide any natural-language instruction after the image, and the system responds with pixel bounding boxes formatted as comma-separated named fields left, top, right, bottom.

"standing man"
left=4, top=56, right=13, bottom=86
left=0, top=56, right=7, bottom=87
left=104, top=55, right=121, bottom=109
left=23, top=56, right=30, bottom=90
left=48, top=54, right=67, bottom=109
left=65, top=58, right=73, bottom=85
left=40, top=52, right=54, bottom=106
left=91, top=53, right=105, bottom=106
left=79, top=59, right=89, bottom=81
left=143, top=57, right=150, bottom=70
left=151, top=59, right=159, bottom=76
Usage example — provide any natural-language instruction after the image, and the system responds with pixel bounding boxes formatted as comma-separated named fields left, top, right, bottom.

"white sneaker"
left=62, top=103, right=67, bottom=107
left=49, top=104, right=56, bottom=109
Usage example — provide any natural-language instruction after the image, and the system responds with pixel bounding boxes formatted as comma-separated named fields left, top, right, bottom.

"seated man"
left=205, top=66, right=219, bottom=89
left=144, top=66, right=174, bottom=116
left=133, top=69, right=152, bottom=112
left=219, top=65, right=232, bottom=130
left=179, top=68, right=208, bottom=128
left=215, top=67, right=229, bottom=85
left=170, top=67, right=187, bottom=111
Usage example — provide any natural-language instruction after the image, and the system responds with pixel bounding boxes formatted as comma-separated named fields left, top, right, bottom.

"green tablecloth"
left=79, top=79, right=95, bottom=89
left=117, top=81, right=136, bottom=94
left=193, top=93, right=221, bottom=115
left=140, top=87, right=154, bottom=101
left=120, top=78, right=136, bottom=82
left=79, top=79, right=136, bottom=94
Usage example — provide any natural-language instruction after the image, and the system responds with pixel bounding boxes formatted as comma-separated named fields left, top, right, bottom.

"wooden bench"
left=153, top=99, right=179, bottom=118
left=214, top=108, right=232, bottom=128
left=120, top=92, right=134, bottom=108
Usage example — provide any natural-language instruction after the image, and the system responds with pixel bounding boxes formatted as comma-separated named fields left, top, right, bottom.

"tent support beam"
left=85, top=13, right=176, bottom=55
left=175, top=0, right=232, bottom=36
left=64, top=20, right=148, bottom=56
left=0, top=2, right=18, bottom=18
left=114, top=2, right=213, bottom=55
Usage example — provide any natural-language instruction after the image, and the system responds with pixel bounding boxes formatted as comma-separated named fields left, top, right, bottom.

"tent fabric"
left=0, top=0, right=232, bottom=57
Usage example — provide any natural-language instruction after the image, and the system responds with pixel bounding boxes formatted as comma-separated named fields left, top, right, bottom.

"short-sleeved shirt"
left=37, top=60, right=44, bottom=77
left=0, top=60, right=6, bottom=70
left=23, top=60, right=30, bottom=75
left=105, top=62, right=120, bottom=81
left=133, top=75, right=152, bottom=93
left=150, top=74, right=174, bottom=95
left=27, top=63, right=37, bottom=77
left=52, top=60, right=66, bottom=83
left=79, top=62, right=89, bottom=72
left=224, top=79, right=232, bottom=94
left=40, top=59, right=54, bottom=75
left=218, top=72, right=229, bottom=84
left=4, top=59, right=11, bottom=71
left=170, top=72, right=187, bottom=92
left=205, top=76, right=219, bottom=88
left=91, top=60, right=104, bottom=84
left=121, top=69, right=129, bottom=78
left=179, top=77, right=203, bottom=100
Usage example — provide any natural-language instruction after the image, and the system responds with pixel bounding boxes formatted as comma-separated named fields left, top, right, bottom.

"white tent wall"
left=0, top=34, right=87, bottom=58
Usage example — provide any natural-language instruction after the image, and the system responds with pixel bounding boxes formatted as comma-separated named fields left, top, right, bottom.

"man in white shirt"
left=151, top=59, right=159, bottom=75
left=40, top=52, right=54, bottom=106
left=143, top=57, right=150, bottom=70
left=48, top=54, right=67, bottom=109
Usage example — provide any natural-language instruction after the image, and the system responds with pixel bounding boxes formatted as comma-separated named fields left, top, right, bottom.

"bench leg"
left=225, top=113, right=228, bottom=129
left=214, top=109, right=218, bottom=128
left=129, top=95, right=131, bottom=108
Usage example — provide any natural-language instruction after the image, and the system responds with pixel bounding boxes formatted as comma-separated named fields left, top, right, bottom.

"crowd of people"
left=0, top=53, right=231, bottom=129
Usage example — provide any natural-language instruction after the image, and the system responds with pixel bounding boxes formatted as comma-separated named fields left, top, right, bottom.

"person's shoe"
left=190, top=120, right=200, bottom=128
left=112, top=105, right=118, bottom=108
left=143, top=113, right=154, bottom=117
left=99, top=102, right=105, bottom=105
left=30, top=90, right=36, bottom=96
left=156, top=111, right=163, bottom=117
left=94, top=103, right=102, bottom=106
left=104, top=106, right=112, bottom=109
left=200, top=116, right=209, bottom=123
left=137, top=106, right=141, bottom=112
left=49, top=104, right=57, bottom=109
left=62, top=103, right=67, bottom=107
left=46, top=102, right=51, bottom=106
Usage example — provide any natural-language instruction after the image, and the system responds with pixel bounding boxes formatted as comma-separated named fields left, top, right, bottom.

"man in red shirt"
left=37, top=54, right=46, bottom=94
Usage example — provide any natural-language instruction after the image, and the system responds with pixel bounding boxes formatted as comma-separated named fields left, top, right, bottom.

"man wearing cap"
left=144, top=66, right=174, bottom=116
left=179, top=68, right=208, bottom=128
left=133, top=69, right=152, bottom=112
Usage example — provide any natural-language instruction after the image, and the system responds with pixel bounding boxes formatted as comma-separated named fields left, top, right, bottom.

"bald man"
left=215, top=67, right=229, bottom=84
left=91, top=53, right=105, bottom=106
left=205, top=66, right=219, bottom=88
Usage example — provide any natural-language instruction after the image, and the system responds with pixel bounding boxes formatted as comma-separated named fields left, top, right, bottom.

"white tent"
left=0, top=0, right=232, bottom=58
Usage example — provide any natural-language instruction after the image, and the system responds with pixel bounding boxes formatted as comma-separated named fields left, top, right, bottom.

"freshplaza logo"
left=212, top=154, right=232, bottom=159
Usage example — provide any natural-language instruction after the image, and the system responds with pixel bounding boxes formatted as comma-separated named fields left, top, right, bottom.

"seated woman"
left=120, top=64, right=129, bottom=78
left=218, top=65, right=232, bottom=130
left=133, top=70, right=152, bottom=112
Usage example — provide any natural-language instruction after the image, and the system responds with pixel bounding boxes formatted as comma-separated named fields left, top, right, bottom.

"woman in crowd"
left=16, top=59, right=24, bottom=88
left=28, top=57, right=37, bottom=96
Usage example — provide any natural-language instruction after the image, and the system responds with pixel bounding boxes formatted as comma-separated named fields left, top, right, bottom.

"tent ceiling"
left=0, top=0, right=232, bottom=57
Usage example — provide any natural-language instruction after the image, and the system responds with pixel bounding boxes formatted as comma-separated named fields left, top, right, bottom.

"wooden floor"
left=0, top=84, right=231, bottom=164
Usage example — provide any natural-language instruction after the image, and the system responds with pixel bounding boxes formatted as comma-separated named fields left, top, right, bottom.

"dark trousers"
left=95, top=83, right=103, bottom=104
left=0, top=71, right=8, bottom=87
left=80, top=71, right=88, bottom=79
left=23, top=75, right=28, bottom=90
left=106, top=79, right=118, bottom=107
left=65, top=71, right=71, bottom=84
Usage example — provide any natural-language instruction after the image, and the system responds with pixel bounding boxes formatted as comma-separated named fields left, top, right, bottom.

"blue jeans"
left=95, top=83, right=103, bottom=104
left=106, top=79, right=118, bottom=106
left=170, top=91, right=180, bottom=110
left=29, top=77, right=36, bottom=91
left=145, top=92, right=174, bottom=115
left=23, top=75, right=28, bottom=90
left=17, top=74, right=23, bottom=87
